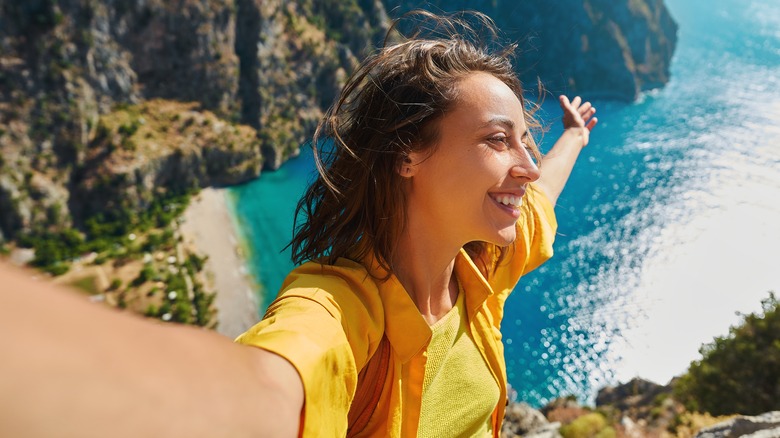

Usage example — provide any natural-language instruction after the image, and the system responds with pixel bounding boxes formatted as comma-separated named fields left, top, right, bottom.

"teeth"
left=497, top=195, right=522, bottom=208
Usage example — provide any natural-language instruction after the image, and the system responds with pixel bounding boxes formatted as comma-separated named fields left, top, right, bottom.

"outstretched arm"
left=0, top=262, right=303, bottom=438
left=535, top=95, right=598, bottom=206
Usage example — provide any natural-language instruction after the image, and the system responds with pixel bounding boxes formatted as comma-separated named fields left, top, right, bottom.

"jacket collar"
left=454, top=248, right=493, bottom=321
left=365, top=249, right=494, bottom=363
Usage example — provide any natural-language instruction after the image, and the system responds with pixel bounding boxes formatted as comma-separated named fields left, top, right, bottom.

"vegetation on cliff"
left=674, top=293, right=780, bottom=416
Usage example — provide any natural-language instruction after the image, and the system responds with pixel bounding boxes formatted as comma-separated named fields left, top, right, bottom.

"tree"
left=674, top=293, right=780, bottom=415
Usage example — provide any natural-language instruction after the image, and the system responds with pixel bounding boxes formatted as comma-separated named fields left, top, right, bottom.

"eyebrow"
left=480, top=117, right=529, bottom=138
left=480, top=116, right=514, bottom=130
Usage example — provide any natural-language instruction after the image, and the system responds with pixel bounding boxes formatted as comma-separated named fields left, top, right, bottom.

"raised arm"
left=0, top=262, right=303, bottom=438
left=535, top=95, right=598, bottom=205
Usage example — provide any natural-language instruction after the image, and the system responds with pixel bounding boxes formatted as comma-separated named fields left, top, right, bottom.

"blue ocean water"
left=230, top=0, right=780, bottom=406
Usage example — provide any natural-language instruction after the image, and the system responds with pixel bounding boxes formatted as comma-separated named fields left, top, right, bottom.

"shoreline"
left=179, top=187, right=260, bottom=339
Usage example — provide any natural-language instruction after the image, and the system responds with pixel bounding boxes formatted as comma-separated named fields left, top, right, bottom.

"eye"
left=487, top=135, right=510, bottom=149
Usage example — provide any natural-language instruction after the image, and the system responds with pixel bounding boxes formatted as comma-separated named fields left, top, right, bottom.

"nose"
left=509, top=148, right=541, bottom=182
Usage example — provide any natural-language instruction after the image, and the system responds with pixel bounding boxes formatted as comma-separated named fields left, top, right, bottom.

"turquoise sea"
left=229, top=0, right=780, bottom=406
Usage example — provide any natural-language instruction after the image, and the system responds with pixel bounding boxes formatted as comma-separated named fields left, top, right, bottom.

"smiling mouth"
left=491, top=193, right=525, bottom=210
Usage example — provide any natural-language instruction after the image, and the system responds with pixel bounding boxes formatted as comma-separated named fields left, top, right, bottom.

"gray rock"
left=503, top=402, right=562, bottom=438
left=9, top=248, right=35, bottom=266
left=525, top=422, right=563, bottom=438
left=596, top=377, right=670, bottom=411
left=695, top=412, right=780, bottom=438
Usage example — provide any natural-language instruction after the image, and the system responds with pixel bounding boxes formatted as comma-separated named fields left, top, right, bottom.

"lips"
left=489, top=188, right=526, bottom=217
left=490, top=187, right=526, bottom=205
left=495, top=194, right=523, bottom=208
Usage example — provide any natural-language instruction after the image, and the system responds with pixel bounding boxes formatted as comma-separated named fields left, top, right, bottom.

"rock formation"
left=695, top=412, right=780, bottom=438
left=386, top=0, right=678, bottom=100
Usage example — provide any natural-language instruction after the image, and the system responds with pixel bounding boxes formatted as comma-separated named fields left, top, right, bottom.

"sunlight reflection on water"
left=506, top=19, right=780, bottom=403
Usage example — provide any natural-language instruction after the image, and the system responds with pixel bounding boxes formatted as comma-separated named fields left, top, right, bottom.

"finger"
left=586, top=117, right=598, bottom=131
left=578, top=102, right=592, bottom=115
left=559, top=95, right=571, bottom=109
left=571, top=96, right=582, bottom=108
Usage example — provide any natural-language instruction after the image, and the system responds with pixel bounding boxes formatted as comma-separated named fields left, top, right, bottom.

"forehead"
left=447, top=72, right=527, bottom=130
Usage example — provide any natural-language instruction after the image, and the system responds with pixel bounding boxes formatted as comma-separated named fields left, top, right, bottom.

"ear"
left=396, top=151, right=424, bottom=178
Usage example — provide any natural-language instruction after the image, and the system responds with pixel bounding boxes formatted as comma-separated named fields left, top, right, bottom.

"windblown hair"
left=289, top=10, right=542, bottom=277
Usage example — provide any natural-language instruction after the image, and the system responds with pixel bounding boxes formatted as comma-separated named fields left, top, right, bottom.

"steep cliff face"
left=233, top=0, right=385, bottom=169
left=0, top=0, right=137, bottom=239
left=385, top=0, right=678, bottom=100
left=109, top=0, right=240, bottom=115
left=0, top=0, right=382, bottom=241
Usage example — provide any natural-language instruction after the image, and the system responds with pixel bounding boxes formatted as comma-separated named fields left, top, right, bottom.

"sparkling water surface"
left=230, top=0, right=780, bottom=406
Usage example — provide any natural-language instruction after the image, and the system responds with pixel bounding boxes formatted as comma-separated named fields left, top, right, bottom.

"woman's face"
left=405, top=72, right=541, bottom=247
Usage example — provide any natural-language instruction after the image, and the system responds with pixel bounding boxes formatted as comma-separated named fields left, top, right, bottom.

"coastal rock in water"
left=695, top=412, right=780, bottom=438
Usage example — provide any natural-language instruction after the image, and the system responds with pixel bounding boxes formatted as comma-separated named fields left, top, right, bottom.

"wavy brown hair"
left=288, top=10, right=542, bottom=277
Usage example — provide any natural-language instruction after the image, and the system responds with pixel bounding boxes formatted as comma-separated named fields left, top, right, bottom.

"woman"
left=0, top=10, right=596, bottom=438
left=235, top=11, right=597, bottom=437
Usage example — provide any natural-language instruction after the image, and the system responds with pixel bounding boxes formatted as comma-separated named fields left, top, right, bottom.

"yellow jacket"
left=235, top=186, right=557, bottom=437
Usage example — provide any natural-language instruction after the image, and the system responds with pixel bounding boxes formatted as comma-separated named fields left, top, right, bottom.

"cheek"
left=463, top=152, right=510, bottom=184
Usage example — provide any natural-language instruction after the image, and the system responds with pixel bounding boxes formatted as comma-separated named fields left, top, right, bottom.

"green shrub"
left=144, top=304, right=158, bottom=317
left=171, top=300, right=192, bottom=324
left=560, top=413, right=615, bottom=438
left=674, top=293, right=779, bottom=415
left=117, top=291, right=127, bottom=309
left=131, top=264, right=156, bottom=287
left=108, top=278, right=123, bottom=291
left=118, top=118, right=140, bottom=137
left=70, top=276, right=100, bottom=294
left=20, top=229, right=85, bottom=275
left=185, top=253, right=207, bottom=274
left=46, top=263, right=70, bottom=276
left=165, top=273, right=187, bottom=295
left=192, top=284, right=216, bottom=327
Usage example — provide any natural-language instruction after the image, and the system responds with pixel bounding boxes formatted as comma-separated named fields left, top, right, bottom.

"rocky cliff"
left=0, top=0, right=676, bottom=244
left=387, top=0, right=678, bottom=100
left=0, top=0, right=384, bottom=242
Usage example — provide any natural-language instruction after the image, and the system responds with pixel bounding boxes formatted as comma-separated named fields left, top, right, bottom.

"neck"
left=391, top=219, right=464, bottom=325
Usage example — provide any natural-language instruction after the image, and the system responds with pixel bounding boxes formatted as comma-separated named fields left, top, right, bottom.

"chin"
left=491, top=228, right=517, bottom=247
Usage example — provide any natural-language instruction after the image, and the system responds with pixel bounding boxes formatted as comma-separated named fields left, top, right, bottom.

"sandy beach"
left=179, top=188, right=260, bottom=339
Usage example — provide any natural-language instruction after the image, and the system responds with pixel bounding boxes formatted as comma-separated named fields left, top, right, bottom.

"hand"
left=559, top=95, right=598, bottom=147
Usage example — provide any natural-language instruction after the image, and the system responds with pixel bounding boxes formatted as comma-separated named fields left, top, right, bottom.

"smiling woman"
left=236, top=10, right=597, bottom=437
left=0, top=9, right=596, bottom=438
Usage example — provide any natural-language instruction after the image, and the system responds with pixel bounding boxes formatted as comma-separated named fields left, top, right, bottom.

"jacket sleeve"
left=234, top=261, right=384, bottom=437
